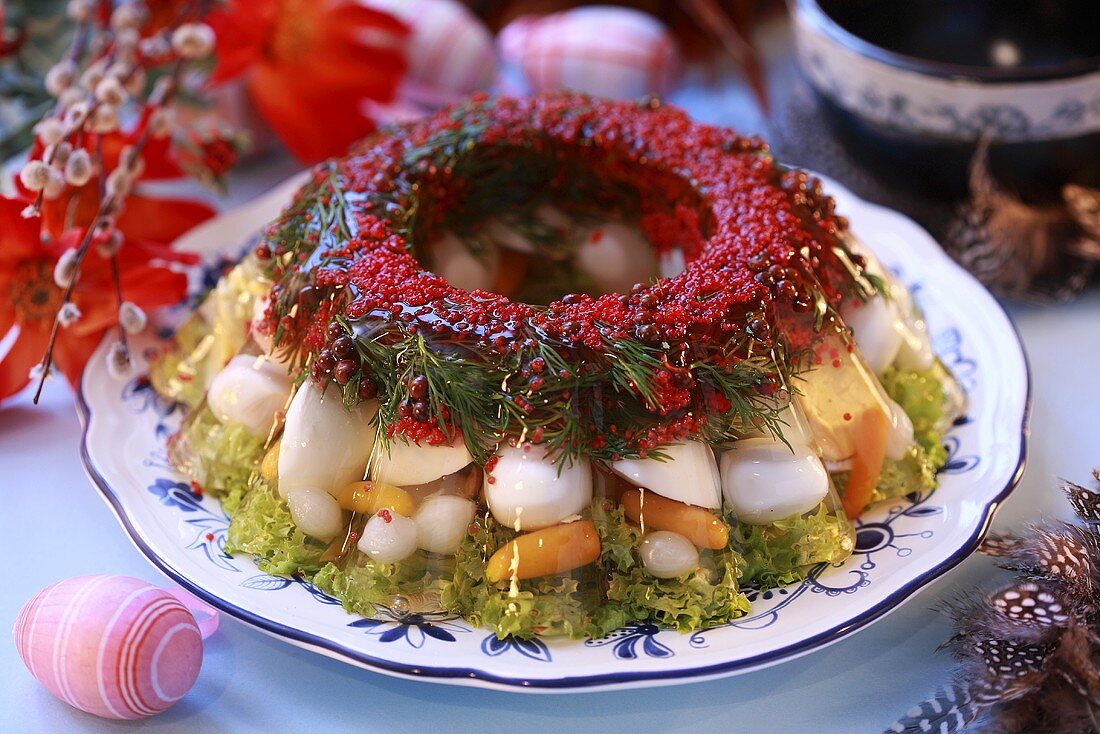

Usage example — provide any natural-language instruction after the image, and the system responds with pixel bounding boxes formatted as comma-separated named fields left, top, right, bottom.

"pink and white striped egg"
left=498, top=6, right=681, bottom=100
left=366, top=0, right=498, bottom=106
left=13, top=575, right=203, bottom=720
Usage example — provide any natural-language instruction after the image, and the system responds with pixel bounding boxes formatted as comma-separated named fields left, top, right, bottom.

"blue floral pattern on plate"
left=587, top=624, right=675, bottom=660
left=146, top=478, right=237, bottom=573
left=348, top=608, right=468, bottom=649
left=482, top=634, right=553, bottom=663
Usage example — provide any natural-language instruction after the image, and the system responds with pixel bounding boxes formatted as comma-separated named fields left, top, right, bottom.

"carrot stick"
left=842, top=409, right=888, bottom=518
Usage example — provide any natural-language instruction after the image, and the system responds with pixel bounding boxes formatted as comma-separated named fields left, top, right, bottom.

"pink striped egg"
left=367, top=0, right=498, bottom=105
left=13, top=575, right=203, bottom=720
left=498, top=6, right=681, bottom=100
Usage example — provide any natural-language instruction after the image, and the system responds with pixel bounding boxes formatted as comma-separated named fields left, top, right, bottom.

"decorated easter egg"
left=13, top=575, right=203, bottom=720
left=367, top=0, right=498, bottom=104
left=498, top=6, right=681, bottom=99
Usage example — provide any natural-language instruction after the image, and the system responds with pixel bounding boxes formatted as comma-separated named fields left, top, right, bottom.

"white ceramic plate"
left=79, top=175, right=1028, bottom=692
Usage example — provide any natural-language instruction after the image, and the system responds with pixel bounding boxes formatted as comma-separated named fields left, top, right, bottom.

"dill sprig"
left=343, top=300, right=781, bottom=469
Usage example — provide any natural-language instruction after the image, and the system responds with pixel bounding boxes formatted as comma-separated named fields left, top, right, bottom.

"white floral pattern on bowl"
left=78, top=176, right=1028, bottom=692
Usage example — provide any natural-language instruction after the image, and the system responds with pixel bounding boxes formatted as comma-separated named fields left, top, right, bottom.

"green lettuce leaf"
left=880, top=365, right=949, bottom=454
left=731, top=504, right=853, bottom=588
left=868, top=444, right=943, bottom=503
left=313, top=551, right=451, bottom=617
left=591, top=502, right=751, bottom=634
left=168, top=406, right=265, bottom=513
left=223, top=480, right=327, bottom=575
left=869, top=365, right=951, bottom=502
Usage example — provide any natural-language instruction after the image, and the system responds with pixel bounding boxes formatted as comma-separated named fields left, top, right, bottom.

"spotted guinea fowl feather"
left=985, top=523, right=1098, bottom=599
left=883, top=682, right=980, bottom=734
left=989, top=582, right=1072, bottom=629
left=1028, top=524, right=1098, bottom=598
left=889, top=471, right=1100, bottom=732
left=973, top=638, right=1052, bottom=680
left=1063, top=184, right=1100, bottom=241
left=1063, top=480, right=1100, bottom=524
left=980, top=534, right=1024, bottom=558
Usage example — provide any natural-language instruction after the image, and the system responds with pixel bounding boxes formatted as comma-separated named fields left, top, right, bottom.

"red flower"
left=207, top=0, right=408, bottom=163
left=175, top=123, right=243, bottom=190
left=0, top=197, right=199, bottom=402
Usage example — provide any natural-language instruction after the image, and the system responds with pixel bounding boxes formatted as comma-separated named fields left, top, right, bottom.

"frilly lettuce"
left=314, top=551, right=451, bottom=617
left=168, top=405, right=265, bottom=514
left=593, top=502, right=751, bottom=633
left=223, top=480, right=327, bottom=575
left=164, top=360, right=953, bottom=637
left=880, top=365, right=951, bottom=455
left=868, top=445, right=941, bottom=503
left=872, top=365, right=950, bottom=502
left=731, top=504, right=853, bottom=588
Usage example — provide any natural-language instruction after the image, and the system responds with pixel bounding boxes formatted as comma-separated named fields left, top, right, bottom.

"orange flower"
left=0, top=197, right=199, bottom=402
left=208, top=0, right=408, bottom=163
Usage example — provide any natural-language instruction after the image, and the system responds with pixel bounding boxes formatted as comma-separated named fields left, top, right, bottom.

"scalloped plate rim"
left=77, top=174, right=1030, bottom=692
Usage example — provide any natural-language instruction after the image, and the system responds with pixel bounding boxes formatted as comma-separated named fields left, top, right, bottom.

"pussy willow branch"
left=31, top=59, right=185, bottom=403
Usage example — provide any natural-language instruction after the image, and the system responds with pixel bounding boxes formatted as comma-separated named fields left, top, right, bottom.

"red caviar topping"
left=257, top=93, right=864, bottom=457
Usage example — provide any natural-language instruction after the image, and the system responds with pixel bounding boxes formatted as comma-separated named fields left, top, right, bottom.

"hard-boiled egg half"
left=206, top=354, right=292, bottom=436
left=371, top=434, right=473, bottom=487
left=428, top=231, right=499, bottom=291
left=279, top=381, right=377, bottom=498
left=611, top=440, right=722, bottom=509
left=889, top=281, right=935, bottom=372
left=484, top=444, right=592, bottom=531
left=720, top=437, right=830, bottom=524
left=573, top=222, right=658, bottom=295
left=884, top=398, right=915, bottom=461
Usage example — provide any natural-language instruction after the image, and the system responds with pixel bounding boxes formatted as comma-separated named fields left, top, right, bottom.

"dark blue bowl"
left=790, top=0, right=1100, bottom=201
